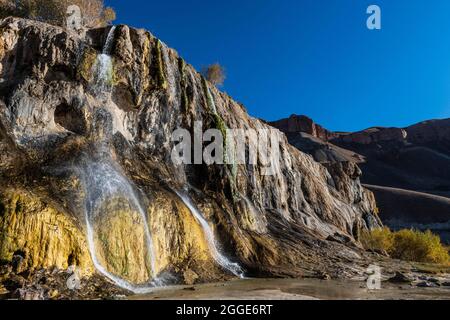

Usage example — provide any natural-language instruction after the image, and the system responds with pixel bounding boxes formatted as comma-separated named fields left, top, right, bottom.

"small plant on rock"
left=201, top=63, right=226, bottom=87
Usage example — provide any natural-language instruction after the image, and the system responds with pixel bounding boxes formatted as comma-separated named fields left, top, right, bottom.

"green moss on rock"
left=155, top=40, right=168, bottom=90
left=77, top=47, right=98, bottom=83
left=178, top=57, right=189, bottom=112
left=201, top=78, right=239, bottom=198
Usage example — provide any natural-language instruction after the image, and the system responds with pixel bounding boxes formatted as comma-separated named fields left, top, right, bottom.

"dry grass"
left=361, top=227, right=449, bottom=264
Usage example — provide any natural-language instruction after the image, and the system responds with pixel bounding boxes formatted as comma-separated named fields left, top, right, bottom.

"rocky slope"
left=0, top=18, right=381, bottom=296
left=271, top=115, right=450, bottom=242
left=270, top=115, right=338, bottom=141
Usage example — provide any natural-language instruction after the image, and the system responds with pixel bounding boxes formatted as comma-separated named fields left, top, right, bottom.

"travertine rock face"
left=0, top=191, right=94, bottom=275
left=0, top=18, right=381, bottom=286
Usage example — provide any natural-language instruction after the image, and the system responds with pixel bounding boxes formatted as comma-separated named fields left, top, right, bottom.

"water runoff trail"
left=78, top=26, right=160, bottom=293
left=79, top=26, right=244, bottom=292
left=79, top=157, right=160, bottom=293
left=92, top=26, right=116, bottom=95
left=174, top=190, right=245, bottom=278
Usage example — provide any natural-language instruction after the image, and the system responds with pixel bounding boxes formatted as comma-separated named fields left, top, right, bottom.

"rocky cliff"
left=0, top=18, right=381, bottom=293
left=270, top=115, right=338, bottom=141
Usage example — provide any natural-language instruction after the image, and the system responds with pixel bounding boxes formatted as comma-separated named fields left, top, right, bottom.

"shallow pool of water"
left=130, top=278, right=450, bottom=300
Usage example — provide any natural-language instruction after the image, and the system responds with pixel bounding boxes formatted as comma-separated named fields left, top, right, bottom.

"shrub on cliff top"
left=361, top=227, right=449, bottom=264
left=0, top=0, right=116, bottom=28
left=202, top=63, right=226, bottom=87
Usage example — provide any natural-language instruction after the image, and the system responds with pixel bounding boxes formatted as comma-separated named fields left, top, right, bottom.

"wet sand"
left=130, top=278, right=450, bottom=300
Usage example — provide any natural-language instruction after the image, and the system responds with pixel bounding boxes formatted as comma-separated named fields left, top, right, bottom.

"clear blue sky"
left=106, top=0, right=450, bottom=132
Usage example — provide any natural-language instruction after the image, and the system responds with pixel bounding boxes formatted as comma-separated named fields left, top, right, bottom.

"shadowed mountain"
left=365, top=185, right=450, bottom=243
left=270, top=115, right=450, bottom=242
left=332, top=120, right=450, bottom=197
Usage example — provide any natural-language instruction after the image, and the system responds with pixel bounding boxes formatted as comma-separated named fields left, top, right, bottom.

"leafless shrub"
left=202, top=63, right=226, bottom=87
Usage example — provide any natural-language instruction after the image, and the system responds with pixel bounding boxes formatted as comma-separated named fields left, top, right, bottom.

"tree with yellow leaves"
left=0, top=0, right=116, bottom=28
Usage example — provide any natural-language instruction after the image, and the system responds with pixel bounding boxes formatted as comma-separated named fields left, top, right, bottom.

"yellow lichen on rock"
left=92, top=197, right=152, bottom=284
left=77, top=47, right=98, bottom=83
left=0, top=190, right=93, bottom=275
left=148, top=191, right=212, bottom=275
left=0, top=34, right=5, bottom=62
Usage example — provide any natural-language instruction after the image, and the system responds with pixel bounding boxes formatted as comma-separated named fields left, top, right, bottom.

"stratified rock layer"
left=0, top=18, right=381, bottom=285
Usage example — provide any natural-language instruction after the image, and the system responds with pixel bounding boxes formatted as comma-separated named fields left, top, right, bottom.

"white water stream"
left=92, top=26, right=116, bottom=96
left=174, top=190, right=245, bottom=278
left=80, top=158, right=159, bottom=293
left=79, top=26, right=244, bottom=291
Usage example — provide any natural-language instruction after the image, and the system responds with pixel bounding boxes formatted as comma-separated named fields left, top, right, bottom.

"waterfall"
left=92, top=26, right=116, bottom=96
left=206, top=86, right=218, bottom=114
left=79, top=157, right=160, bottom=293
left=74, top=27, right=165, bottom=293
left=103, top=26, right=117, bottom=55
left=174, top=190, right=245, bottom=278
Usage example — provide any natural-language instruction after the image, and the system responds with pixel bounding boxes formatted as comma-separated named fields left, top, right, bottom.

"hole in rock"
left=67, top=253, right=79, bottom=267
left=54, top=102, right=87, bottom=135
left=13, top=250, right=26, bottom=259
left=45, top=64, right=74, bottom=82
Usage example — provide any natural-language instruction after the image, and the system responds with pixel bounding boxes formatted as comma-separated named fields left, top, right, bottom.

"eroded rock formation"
left=0, top=18, right=381, bottom=291
left=270, top=115, right=338, bottom=141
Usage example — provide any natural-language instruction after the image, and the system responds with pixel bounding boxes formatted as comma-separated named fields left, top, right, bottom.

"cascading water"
left=206, top=86, right=218, bottom=114
left=89, top=26, right=133, bottom=140
left=77, top=26, right=163, bottom=293
left=174, top=190, right=245, bottom=278
left=78, top=156, right=160, bottom=293
left=78, top=25, right=244, bottom=291
left=103, top=26, right=117, bottom=54
left=92, top=26, right=116, bottom=96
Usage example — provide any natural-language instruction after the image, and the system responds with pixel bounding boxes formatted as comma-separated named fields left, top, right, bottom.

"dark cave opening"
left=54, top=102, right=87, bottom=135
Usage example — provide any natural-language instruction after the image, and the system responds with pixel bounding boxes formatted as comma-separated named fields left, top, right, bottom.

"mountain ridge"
left=270, top=114, right=450, bottom=242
